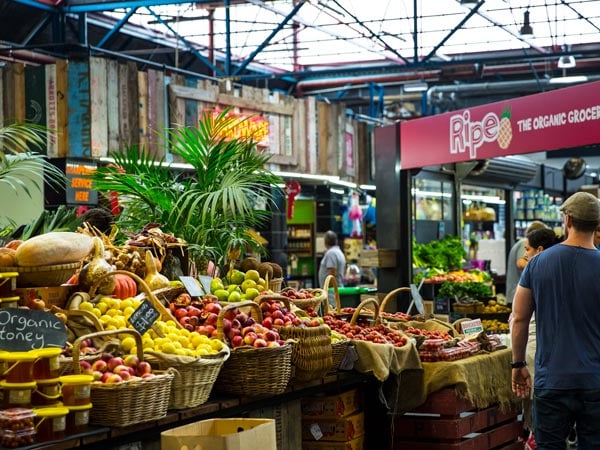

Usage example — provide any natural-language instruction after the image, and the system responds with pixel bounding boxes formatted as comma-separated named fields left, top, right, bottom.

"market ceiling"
left=3, top=0, right=600, bottom=117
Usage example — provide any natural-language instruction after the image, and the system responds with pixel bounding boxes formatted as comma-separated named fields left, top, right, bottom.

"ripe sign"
left=400, top=79, right=600, bottom=169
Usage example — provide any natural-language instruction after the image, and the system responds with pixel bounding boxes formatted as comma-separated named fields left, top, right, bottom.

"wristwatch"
left=510, top=361, right=527, bottom=369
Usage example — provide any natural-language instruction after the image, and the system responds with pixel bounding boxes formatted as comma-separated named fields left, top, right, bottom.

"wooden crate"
left=248, top=399, right=302, bottom=450
left=393, top=388, right=522, bottom=450
left=359, top=249, right=396, bottom=268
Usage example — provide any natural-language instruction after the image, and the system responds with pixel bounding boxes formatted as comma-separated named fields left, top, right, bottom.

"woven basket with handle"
left=144, top=346, right=229, bottom=409
left=72, top=328, right=174, bottom=428
left=320, top=275, right=351, bottom=372
left=257, top=294, right=332, bottom=382
left=214, top=301, right=293, bottom=396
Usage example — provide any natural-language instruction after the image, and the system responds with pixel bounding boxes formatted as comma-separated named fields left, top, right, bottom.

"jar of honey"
left=31, top=348, right=62, bottom=380
left=33, top=406, right=68, bottom=442
left=0, top=352, right=37, bottom=383
left=65, top=403, right=92, bottom=434
left=31, top=378, right=61, bottom=407
left=0, top=381, right=37, bottom=409
left=59, top=374, right=93, bottom=406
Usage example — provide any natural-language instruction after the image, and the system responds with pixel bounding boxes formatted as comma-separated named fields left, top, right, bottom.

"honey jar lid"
left=0, top=296, right=20, bottom=303
left=33, top=406, right=69, bottom=418
left=59, top=374, right=93, bottom=385
left=34, top=377, right=61, bottom=385
left=0, top=352, right=37, bottom=362
left=0, top=380, right=37, bottom=389
left=30, top=348, right=62, bottom=358
left=66, top=403, right=93, bottom=411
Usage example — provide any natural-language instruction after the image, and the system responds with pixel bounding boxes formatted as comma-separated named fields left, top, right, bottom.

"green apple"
left=228, top=290, right=242, bottom=302
left=241, top=279, right=257, bottom=293
left=244, top=269, right=260, bottom=282
left=214, top=289, right=230, bottom=303
left=226, top=269, right=245, bottom=286
left=227, top=284, right=241, bottom=293
left=210, top=277, right=225, bottom=293
left=245, top=287, right=260, bottom=300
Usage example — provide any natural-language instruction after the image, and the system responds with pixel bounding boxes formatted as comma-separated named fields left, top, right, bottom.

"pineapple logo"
left=497, top=107, right=512, bottom=149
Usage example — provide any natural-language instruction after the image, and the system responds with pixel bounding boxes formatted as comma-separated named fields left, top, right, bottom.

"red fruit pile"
left=169, top=295, right=223, bottom=337
left=323, top=316, right=408, bottom=347
left=403, top=326, right=452, bottom=341
left=221, top=307, right=285, bottom=349
left=80, top=352, right=154, bottom=383
left=280, top=288, right=322, bottom=300
left=259, top=300, right=323, bottom=328
left=379, top=311, right=412, bottom=321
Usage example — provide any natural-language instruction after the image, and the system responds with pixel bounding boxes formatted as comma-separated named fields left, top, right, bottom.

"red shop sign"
left=400, top=80, right=600, bottom=169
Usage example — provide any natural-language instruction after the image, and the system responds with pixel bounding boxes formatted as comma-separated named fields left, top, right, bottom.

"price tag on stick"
left=128, top=300, right=160, bottom=336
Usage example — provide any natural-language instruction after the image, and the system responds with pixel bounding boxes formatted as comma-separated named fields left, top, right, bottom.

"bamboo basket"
left=214, top=301, right=293, bottom=396
left=269, top=277, right=284, bottom=292
left=72, top=328, right=174, bottom=428
left=144, top=346, right=230, bottom=409
left=320, top=276, right=353, bottom=372
left=257, top=294, right=332, bottom=382
left=56, top=308, right=105, bottom=375
left=322, top=275, right=372, bottom=323
left=0, top=262, right=80, bottom=288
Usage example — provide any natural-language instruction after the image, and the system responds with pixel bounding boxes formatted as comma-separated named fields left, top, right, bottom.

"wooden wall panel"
left=318, top=101, right=331, bottom=174
left=137, top=70, right=148, bottom=153
left=67, top=60, right=91, bottom=157
left=118, top=61, right=139, bottom=148
left=146, top=69, right=165, bottom=158
left=306, top=97, right=317, bottom=174
left=293, top=97, right=307, bottom=172
left=3, top=63, right=26, bottom=124
left=184, top=76, right=198, bottom=127
left=106, top=59, right=120, bottom=154
left=55, top=60, right=69, bottom=158
left=45, top=63, right=58, bottom=157
left=89, top=57, right=108, bottom=158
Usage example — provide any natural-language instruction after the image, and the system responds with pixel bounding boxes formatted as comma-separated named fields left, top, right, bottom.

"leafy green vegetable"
left=439, top=281, right=493, bottom=299
left=412, top=235, right=466, bottom=271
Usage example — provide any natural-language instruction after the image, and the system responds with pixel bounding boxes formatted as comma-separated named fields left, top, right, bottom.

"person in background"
left=511, top=192, right=600, bottom=450
left=505, top=220, right=547, bottom=304
left=318, top=230, right=346, bottom=290
left=516, top=227, right=560, bottom=450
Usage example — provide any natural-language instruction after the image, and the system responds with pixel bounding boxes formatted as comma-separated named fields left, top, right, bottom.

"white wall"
left=0, top=177, right=44, bottom=229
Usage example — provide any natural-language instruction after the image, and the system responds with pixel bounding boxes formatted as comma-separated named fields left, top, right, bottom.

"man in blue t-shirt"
left=511, top=191, right=600, bottom=449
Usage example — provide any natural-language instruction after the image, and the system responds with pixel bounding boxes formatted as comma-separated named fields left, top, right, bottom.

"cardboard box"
left=302, top=411, right=364, bottom=442
left=161, top=418, right=276, bottom=450
left=15, top=286, right=71, bottom=308
left=301, top=389, right=361, bottom=419
left=302, top=436, right=364, bottom=450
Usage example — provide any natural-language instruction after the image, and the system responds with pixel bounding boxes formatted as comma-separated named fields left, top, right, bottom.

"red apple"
left=273, top=318, right=285, bottom=326
left=141, top=372, right=155, bottom=379
left=262, top=317, right=273, bottom=329
left=92, top=359, right=108, bottom=373
left=187, top=306, right=201, bottom=317
left=179, top=316, right=191, bottom=327
left=105, top=373, right=123, bottom=384
left=243, top=332, right=257, bottom=346
left=184, top=323, right=195, bottom=332
left=205, top=313, right=218, bottom=326
left=79, top=360, right=93, bottom=374
left=253, top=338, right=267, bottom=348
left=92, top=370, right=103, bottom=382
left=241, top=326, right=256, bottom=337
left=107, top=357, right=125, bottom=372
left=174, top=308, right=188, bottom=320
left=136, top=361, right=152, bottom=376
left=267, top=341, right=281, bottom=348
left=118, top=369, right=132, bottom=381
left=101, top=353, right=114, bottom=363
left=264, top=330, right=278, bottom=342
left=222, top=318, right=232, bottom=333
left=231, top=335, right=244, bottom=347
left=204, top=302, right=222, bottom=314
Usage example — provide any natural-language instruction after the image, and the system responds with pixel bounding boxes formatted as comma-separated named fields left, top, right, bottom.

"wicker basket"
left=269, top=277, right=284, bottom=292
left=214, top=301, right=293, bottom=396
left=72, top=329, right=174, bottom=427
left=56, top=308, right=105, bottom=375
left=322, top=275, right=373, bottom=323
left=0, top=262, right=80, bottom=288
left=281, top=287, right=326, bottom=313
left=89, top=270, right=180, bottom=328
left=145, top=347, right=230, bottom=409
left=256, top=295, right=332, bottom=382
left=378, top=287, right=413, bottom=323
left=329, top=335, right=351, bottom=373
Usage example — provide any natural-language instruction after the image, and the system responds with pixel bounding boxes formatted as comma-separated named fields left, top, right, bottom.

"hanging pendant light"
left=520, top=9, right=533, bottom=36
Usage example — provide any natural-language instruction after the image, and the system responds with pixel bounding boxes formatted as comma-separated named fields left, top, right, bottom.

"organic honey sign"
left=0, top=308, right=67, bottom=351
left=65, top=158, right=98, bottom=205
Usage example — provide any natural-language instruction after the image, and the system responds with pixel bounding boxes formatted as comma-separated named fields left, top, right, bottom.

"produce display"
left=322, top=315, right=408, bottom=347
left=482, top=319, right=510, bottom=334
left=79, top=351, right=155, bottom=383
left=420, top=268, right=492, bottom=284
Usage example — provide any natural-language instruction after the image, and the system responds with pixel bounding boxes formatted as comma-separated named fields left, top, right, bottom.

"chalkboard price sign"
left=128, top=299, right=160, bottom=335
left=0, top=308, right=67, bottom=352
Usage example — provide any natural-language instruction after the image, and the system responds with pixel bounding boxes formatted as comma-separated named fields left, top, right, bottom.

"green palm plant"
left=93, top=109, right=283, bottom=272
left=0, top=123, right=65, bottom=197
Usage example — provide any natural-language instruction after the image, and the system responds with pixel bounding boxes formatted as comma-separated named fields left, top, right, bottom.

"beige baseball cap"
left=560, top=192, right=600, bottom=222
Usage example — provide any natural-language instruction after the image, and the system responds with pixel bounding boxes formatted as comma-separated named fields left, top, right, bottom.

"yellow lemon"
left=91, top=308, right=102, bottom=318
left=79, top=301, right=94, bottom=312
left=96, top=301, right=109, bottom=314
left=123, top=306, right=135, bottom=318
left=120, top=299, right=134, bottom=310
left=161, top=342, right=176, bottom=354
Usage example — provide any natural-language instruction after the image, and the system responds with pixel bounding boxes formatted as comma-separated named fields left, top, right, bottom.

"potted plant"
left=92, top=109, right=283, bottom=274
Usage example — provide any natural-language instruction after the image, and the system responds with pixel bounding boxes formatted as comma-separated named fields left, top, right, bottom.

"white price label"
left=461, top=318, right=484, bottom=336
left=310, top=423, right=323, bottom=440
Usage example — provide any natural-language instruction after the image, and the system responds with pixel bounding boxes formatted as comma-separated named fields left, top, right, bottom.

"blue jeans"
left=533, top=388, right=600, bottom=450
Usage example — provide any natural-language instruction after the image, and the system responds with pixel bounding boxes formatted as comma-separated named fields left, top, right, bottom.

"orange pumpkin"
left=112, top=273, right=137, bottom=299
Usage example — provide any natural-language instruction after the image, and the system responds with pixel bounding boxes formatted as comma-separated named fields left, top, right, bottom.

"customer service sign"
left=400, top=80, right=600, bottom=169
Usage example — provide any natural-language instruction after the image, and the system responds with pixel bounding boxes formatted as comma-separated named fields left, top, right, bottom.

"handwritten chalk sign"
left=179, top=276, right=204, bottom=297
left=128, top=299, right=160, bottom=335
left=0, top=308, right=67, bottom=351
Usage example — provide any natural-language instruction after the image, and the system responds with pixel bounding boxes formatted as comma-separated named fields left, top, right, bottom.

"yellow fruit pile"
left=482, top=319, right=509, bottom=333
left=79, top=297, right=224, bottom=357
left=330, top=330, right=346, bottom=343
left=482, top=300, right=511, bottom=313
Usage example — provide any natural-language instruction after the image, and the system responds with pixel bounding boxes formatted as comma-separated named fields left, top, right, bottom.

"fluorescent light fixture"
left=359, top=184, right=376, bottom=191
left=557, top=55, right=576, bottom=69
left=461, top=194, right=505, bottom=205
left=332, top=179, right=358, bottom=189
left=330, top=188, right=345, bottom=195
left=272, top=170, right=337, bottom=182
left=548, top=75, right=588, bottom=85
left=403, top=81, right=428, bottom=93
left=412, top=189, right=452, bottom=199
